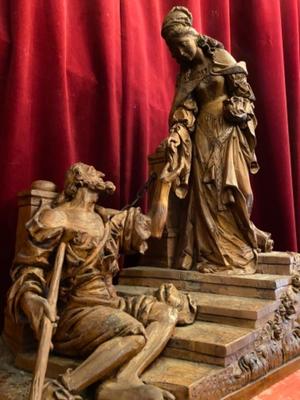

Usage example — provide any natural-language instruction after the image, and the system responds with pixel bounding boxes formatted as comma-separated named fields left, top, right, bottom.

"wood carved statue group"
left=3, top=6, right=300, bottom=400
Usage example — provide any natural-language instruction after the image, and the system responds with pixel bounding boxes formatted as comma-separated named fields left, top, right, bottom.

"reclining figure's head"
left=64, top=162, right=116, bottom=200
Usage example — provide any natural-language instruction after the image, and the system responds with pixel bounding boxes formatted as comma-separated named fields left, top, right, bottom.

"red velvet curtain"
left=0, top=0, right=299, bottom=322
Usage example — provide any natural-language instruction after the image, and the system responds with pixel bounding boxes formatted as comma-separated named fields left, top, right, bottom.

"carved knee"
left=133, top=334, right=147, bottom=350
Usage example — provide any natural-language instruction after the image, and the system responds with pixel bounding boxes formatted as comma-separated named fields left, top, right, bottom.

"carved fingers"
left=21, top=291, right=59, bottom=341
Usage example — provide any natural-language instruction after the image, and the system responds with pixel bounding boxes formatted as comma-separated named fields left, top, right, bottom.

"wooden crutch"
left=28, top=241, right=67, bottom=400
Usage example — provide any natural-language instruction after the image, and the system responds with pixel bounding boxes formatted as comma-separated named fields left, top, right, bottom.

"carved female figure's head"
left=161, top=6, right=198, bottom=64
left=161, top=6, right=223, bottom=64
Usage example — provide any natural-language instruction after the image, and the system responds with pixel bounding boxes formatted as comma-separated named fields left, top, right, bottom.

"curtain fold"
left=0, top=0, right=299, bottom=323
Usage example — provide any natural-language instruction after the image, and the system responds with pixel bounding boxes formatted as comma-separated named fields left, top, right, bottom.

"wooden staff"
left=29, top=241, right=67, bottom=400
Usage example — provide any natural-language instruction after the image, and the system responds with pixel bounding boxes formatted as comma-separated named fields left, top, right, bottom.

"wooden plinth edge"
left=223, top=355, right=300, bottom=400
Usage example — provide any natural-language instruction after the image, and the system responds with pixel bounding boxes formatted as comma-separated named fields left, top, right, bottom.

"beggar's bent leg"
left=61, top=334, right=146, bottom=393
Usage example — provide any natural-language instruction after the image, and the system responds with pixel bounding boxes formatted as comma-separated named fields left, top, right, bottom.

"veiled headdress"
left=161, top=6, right=195, bottom=41
left=161, top=6, right=224, bottom=55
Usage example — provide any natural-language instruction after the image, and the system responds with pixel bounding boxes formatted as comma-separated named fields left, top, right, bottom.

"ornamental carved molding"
left=190, top=289, right=300, bottom=400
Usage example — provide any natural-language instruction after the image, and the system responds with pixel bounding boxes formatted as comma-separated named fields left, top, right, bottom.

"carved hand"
left=20, top=291, right=58, bottom=341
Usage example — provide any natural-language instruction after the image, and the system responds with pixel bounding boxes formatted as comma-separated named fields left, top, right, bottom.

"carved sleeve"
left=226, top=72, right=255, bottom=100
left=7, top=208, right=63, bottom=322
left=224, top=71, right=259, bottom=173
left=109, top=208, right=151, bottom=255
left=99, top=207, right=151, bottom=279
left=224, top=72, right=256, bottom=125
left=162, top=98, right=198, bottom=199
left=169, top=97, right=198, bottom=131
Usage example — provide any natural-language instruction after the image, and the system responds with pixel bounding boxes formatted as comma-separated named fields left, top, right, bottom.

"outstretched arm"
left=149, top=96, right=197, bottom=237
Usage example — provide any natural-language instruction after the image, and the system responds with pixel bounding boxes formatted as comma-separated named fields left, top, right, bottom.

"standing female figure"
left=152, top=7, right=272, bottom=273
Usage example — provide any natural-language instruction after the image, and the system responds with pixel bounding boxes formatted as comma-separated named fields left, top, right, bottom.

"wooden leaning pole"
left=28, top=241, right=67, bottom=400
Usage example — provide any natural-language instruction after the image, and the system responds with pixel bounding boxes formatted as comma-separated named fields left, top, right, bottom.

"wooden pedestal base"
left=2, top=252, right=300, bottom=400
left=1, top=337, right=300, bottom=400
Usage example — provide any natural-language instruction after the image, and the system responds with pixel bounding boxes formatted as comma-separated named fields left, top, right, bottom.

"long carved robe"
left=161, top=48, right=272, bottom=273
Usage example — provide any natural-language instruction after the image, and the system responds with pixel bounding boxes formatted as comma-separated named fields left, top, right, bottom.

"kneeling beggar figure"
left=150, top=6, right=273, bottom=273
left=6, top=162, right=196, bottom=400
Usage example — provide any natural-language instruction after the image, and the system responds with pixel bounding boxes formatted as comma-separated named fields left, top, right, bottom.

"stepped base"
left=257, top=251, right=300, bottom=275
left=119, top=266, right=291, bottom=299
left=143, top=355, right=300, bottom=400
left=2, top=338, right=300, bottom=400
left=168, top=321, right=256, bottom=366
left=2, top=251, right=300, bottom=399
left=116, top=252, right=300, bottom=398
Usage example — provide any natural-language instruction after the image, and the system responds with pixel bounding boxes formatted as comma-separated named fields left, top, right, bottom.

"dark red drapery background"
left=0, top=0, right=299, bottom=325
